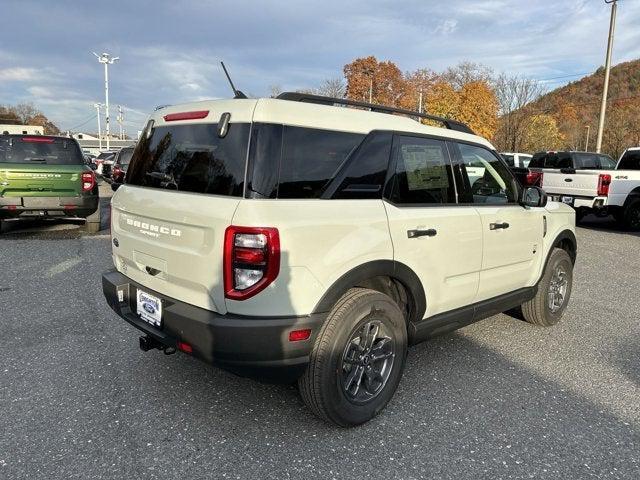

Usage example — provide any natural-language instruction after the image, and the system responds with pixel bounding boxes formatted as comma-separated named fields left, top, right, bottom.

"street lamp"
left=595, top=0, right=618, bottom=153
left=93, top=52, right=119, bottom=150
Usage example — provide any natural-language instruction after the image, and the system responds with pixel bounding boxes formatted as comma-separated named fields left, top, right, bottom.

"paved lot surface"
left=1, top=184, right=638, bottom=479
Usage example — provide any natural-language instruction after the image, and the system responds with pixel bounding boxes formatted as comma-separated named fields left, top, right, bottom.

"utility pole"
left=93, top=103, right=103, bottom=150
left=596, top=0, right=618, bottom=153
left=117, top=105, right=124, bottom=140
left=585, top=125, right=591, bottom=151
left=418, top=90, right=423, bottom=114
left=93, top=52, right=119, bottom=150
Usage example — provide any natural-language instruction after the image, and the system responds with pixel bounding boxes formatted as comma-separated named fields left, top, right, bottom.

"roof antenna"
left=220, top=61, right=247, bottom=99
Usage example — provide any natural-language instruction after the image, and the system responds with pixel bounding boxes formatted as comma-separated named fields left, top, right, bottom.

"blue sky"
left=1, top=0, right=639, bottom=132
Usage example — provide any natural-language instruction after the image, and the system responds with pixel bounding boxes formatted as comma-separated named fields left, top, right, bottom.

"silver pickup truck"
left=530, top=149, right=640, bottom=229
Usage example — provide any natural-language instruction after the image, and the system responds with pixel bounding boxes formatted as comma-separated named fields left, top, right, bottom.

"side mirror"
left=522, top=186, right=547, bottom=208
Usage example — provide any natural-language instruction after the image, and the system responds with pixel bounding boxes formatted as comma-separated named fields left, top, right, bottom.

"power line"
left=68, top=114, right=97, bottom=131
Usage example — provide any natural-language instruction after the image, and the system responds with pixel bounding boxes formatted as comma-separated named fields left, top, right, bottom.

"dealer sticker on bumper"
left=136, top=290, right=162, bottom=327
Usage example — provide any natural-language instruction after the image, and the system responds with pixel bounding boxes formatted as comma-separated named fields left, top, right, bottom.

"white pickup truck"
left=530, top=149, right=640, bottom=229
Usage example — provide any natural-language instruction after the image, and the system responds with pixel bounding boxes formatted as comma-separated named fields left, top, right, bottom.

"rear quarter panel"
left=228, top=199, right=392, bottom=316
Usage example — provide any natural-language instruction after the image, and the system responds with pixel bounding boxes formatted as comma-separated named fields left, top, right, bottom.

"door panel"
left=385, top=203, right=482, bottom=317
left=475, top=206, right=544, bottom=300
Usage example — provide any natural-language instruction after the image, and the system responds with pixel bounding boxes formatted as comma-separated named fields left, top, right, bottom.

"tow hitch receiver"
left=139, top=335, right=163, bottom=352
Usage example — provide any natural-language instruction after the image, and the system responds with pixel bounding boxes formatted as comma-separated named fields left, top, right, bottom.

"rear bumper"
left=0, top=195, right=99, bottom=218
left=548, top=194, right=607, bottom=210
left=102, top=270, right=324, bottom=383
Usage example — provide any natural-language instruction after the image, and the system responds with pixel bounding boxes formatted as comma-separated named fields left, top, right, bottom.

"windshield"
left=618, top=150, right=640, bottom=170
left=127, top=123, right=250, bottom=196
left=97, top=152, right=115, bottom=160
left=0, top=136, right=84, bottom=165
left=118, top=148, right=134, bottom=166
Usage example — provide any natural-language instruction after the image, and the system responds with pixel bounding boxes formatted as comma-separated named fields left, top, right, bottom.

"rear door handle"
left=490, top=222, right=510, bottom=230
left=407, top=228, right=437, bottom=238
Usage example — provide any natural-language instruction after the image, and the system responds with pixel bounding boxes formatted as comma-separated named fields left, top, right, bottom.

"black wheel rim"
left=340, top=319, right=395, bottom=405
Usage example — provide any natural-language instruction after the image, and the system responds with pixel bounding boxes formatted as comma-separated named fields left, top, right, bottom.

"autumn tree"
left=492, top=74, right=544, bottom=152
left=344, top=56, right=407, bottom=107
left=521, top=115, right=564, bottom=153
left=457, top=81, right=498, bottom=139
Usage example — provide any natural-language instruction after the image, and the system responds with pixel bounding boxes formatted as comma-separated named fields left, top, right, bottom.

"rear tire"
left=622, top=199, right=640, bottom=231
left=522, top=248, right=573, bottom=327
left=298, top=288, right=407, bottom=427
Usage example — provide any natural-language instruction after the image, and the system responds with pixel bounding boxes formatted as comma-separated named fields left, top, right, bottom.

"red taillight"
left=525, top=171, right=543, bottom=187
left=177, top=341, right=193, bottom=354
left=163, top=110, right=209, bottom=122
left=81, top=171, right=96, bottom=192
left=597, top=173, right=611, bottom=196
left=224, top=226, right=280, bottom=300
left=112, top=166, right=122, bottom=177
left=21, top=136, right=54, bottom=143
left=289, top=329, right=312, bottom=342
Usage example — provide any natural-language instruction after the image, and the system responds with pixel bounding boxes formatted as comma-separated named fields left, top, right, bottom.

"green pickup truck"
left=0, top=135, right=99, bottom=229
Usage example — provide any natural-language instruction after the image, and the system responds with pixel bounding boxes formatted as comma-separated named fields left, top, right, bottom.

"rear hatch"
left=111, top=101, right=255, bottom=313
left=0, top=136, right=86, bottom=198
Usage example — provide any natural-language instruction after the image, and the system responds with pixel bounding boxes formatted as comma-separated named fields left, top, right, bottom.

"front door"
left=449, top=141, right=544, bottom=302
left=383, top=135, right=483, bottom=319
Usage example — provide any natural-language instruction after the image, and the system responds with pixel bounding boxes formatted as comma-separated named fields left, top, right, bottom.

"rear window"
left=247, top=124, right=365, bottom=199
left=0, top=136, right=84, bottom=165
left=618, top=150, right=640, bottom=170
left=127, top=123, right=250, bottom=196
left=117, top=148, right=134, bottom=166
left=501, top=154, right=515, bottom=167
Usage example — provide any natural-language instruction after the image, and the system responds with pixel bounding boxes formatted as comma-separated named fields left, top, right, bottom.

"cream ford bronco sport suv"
left=102, top=92, right=576, bottom=426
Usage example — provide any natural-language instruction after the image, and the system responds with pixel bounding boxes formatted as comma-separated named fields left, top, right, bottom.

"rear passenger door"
left=383, top=135, right=483, bottom=318
left=450, top=142, right=544, bottom=302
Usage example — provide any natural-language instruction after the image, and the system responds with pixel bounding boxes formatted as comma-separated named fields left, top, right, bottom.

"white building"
left=0, top=124, right=45, bottom=135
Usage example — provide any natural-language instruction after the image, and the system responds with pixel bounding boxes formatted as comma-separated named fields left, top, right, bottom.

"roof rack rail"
left=276, top=92, right=474, bottom=134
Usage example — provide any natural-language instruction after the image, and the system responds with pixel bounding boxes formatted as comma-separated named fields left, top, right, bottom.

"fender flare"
left=312, top=260, right=426, bottom=323
left=549, top=229, right=577, bottom=265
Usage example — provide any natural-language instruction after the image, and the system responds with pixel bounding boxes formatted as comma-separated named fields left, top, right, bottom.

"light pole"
left=93, top=52, right=119, bottom=150
left=93, top=103, right=103, bottom=150
left=596, top=0, right=618, bottom=153
left=585, top=125, right=591, bottom=151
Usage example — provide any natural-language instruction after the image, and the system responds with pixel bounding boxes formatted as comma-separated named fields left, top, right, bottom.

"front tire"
left=522, top=248, right=573, bottom=326
left=299, top=288, right=407, bottom=427
left=623, top=199, right=640, bottom=231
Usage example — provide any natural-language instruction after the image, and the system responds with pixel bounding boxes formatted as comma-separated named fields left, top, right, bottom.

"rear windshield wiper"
left=146, top=170, right=178, bottom=189
left=24, top=157, right=48, bottom=162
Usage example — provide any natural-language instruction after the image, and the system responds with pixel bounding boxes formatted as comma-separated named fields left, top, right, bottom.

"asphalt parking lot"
left=1, top=183, right=638, bottom=480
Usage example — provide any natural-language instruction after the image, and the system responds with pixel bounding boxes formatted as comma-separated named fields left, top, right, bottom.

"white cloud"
left=0, top=67, right=41, bottom=82
left=434, top=19, right=459, bottom=36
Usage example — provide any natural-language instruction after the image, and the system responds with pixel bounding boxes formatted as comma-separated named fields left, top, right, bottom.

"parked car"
left=93, top=150, right=116, bottom=176
left=102, top=93, right=576, bottom=426
left=109, top=146, right=134, bottom=191
left=530, top=150, right=640, bottom=227
left=0, top=134, right=98, bottom=229
left=501, top=152, right=533, bottom=168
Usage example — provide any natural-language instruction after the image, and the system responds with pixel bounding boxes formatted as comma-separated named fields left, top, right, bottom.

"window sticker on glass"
left=401, top=145, right=449, bottom=191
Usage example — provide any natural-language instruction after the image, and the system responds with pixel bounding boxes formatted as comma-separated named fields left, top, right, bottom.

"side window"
left=501, top=154, right=515, bottom=167
left=334, top=132, right=392, bottom=199
left=388, top=136, right=455, bottom=205
left=278, top=126, right=364, bottom=198
left=455, top=143, right=519, bottom=205
left=618, top=150, right=640, bottom=170
left=598, top=155, right=616, bottom=169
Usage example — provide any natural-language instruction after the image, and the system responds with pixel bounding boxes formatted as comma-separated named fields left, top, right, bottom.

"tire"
left=522, top=248, right=573, bottom=327
left=622, top=199, right=640, bottom=231
left=298, top=288, right=408, bottom=427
